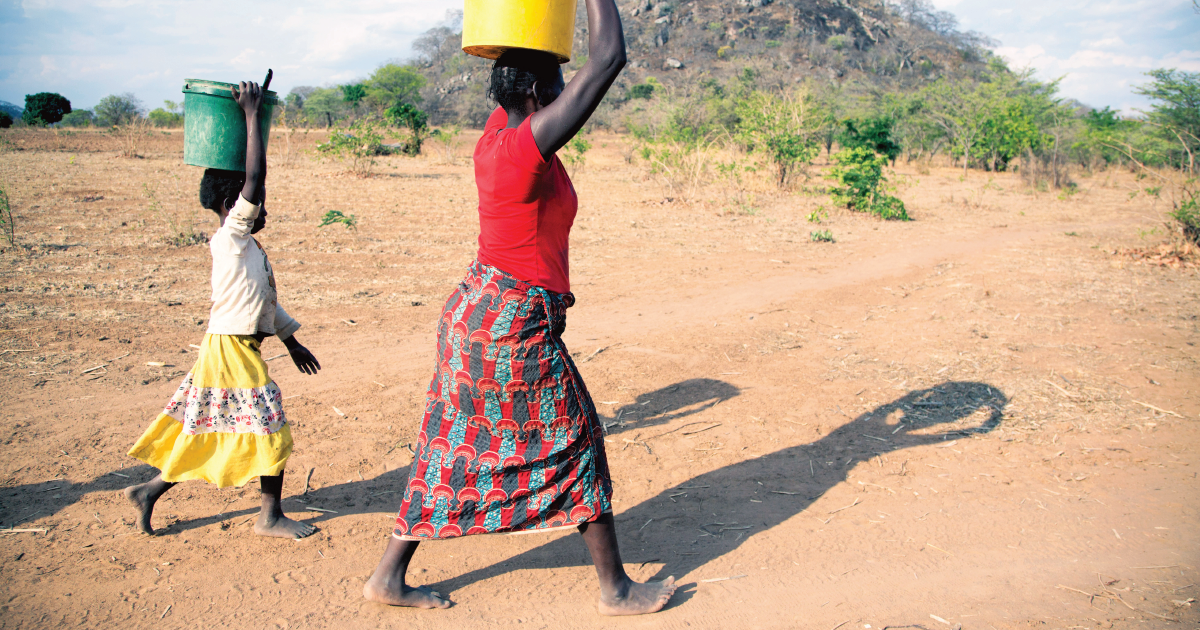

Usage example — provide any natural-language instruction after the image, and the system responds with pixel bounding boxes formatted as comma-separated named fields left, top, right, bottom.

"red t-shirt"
left=474, top=106, right=578, bottom=294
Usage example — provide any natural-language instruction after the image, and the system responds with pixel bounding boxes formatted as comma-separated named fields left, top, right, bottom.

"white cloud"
left=993, top=45, right=1046, bottom=70
left=1081, top=36, right=1125, bottom=49
left=38, top=55, right=58, bottom=76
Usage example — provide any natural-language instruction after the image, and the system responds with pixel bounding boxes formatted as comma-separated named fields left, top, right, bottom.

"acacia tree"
left=971, top=72, right=1061, bottom=172
left=366, top=64, right=426, bottom=112
left=22, top=92, right=71, bottom=126
left=920, top=78, right=994, bottom=177
left=302, top=87, right=349, bottom=127
left=735, top=88, right=821, bottom=187
left=94, top=93, right=143, bottom=126
left=1136, top=69, right=1200, bottom=173
left=341, top=83, right=367, bottom=111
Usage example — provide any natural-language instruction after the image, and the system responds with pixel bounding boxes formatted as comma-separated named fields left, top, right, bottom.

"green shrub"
left=22, top=92, right=71, bottom=126
left=810, top=229, right=835, bottom=242
left=826, top=35, right=848, bottom=51
left=60, top=109, right=94, bottom=127
left=147, top=108, right=183, bottom=128
left=629, top=83, right=655, bottom=100
left=838, top=116, right=901, bottom=163
left=0, top=186, right=14, bottom=246
left=829, top=146, right=910, bottom=220
left=562, top=133, right=591, bottom=175
left=319, top=210, right=357, bottom=230
left=385, top=102, right=429, bottom=155
left=1170, top=180, right=1199, bottom=246
left=317, top=116, right=385, bottom=176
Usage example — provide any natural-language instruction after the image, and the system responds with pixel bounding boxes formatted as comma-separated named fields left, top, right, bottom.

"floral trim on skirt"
left=127, top=334, right=293, bottom=488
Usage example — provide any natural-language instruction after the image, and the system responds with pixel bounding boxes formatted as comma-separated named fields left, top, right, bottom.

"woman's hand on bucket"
left=231, top=81, right=264, bottom=116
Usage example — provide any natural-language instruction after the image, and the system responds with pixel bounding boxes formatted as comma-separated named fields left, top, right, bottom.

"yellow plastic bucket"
left=462, top=0, right=578, bottom=64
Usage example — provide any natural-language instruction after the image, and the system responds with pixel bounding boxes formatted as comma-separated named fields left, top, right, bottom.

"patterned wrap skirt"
left=393, top=259, right=613, bottom=540
left=127, top=334, right=293, bottom=488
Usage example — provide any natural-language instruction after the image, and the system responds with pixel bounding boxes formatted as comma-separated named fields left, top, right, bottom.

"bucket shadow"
left=416, top=381, right=1007, bottom=598
left=599, top=378, right=740, bottom=436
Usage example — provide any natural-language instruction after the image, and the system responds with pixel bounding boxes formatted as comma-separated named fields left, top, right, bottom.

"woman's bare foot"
left=254, top=510, right=317, bottom=539
left=363, top=574, right=451, bottom=609
left=123, top=484, right=158, bottom=534
left=598, top=576, right=677, bottom=616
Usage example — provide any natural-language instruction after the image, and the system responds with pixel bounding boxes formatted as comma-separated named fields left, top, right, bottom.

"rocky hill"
left=415, top=0, right=994, bottom=126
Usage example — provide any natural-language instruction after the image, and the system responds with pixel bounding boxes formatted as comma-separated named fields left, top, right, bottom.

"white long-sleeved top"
left=206, top=195, right=300, bottom=340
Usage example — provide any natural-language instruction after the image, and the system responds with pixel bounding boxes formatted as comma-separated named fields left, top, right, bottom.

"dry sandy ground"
left=0, top=128, right=1197, bottom=629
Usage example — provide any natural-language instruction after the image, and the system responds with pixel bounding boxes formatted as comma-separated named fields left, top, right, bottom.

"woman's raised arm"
left=530, top=0, right=626, bottom=159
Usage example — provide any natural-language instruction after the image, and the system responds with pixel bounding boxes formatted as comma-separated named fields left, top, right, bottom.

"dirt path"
left=0, top=131, right=1196, bottom=629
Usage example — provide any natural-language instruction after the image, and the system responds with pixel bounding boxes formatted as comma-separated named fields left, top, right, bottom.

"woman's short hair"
left=487, top=49, right=561, bottom=112
left=199, top=168, right=245, bottom=212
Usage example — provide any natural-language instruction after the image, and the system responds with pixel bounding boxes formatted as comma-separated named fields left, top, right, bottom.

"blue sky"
left=933, top=0, right=1200, bottom=113
left=1, top=0, right=1197, bottom=114
left=0, top=0, right=462, bottom=112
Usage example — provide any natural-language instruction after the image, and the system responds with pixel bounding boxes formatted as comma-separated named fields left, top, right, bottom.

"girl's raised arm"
left=232, top=81, right=267, bottom=205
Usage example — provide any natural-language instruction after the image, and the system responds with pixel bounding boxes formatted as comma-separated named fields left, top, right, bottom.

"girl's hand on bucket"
left=231, top=81, right=264, bottom=116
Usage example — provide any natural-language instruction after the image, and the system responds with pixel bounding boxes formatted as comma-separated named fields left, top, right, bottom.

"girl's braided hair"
left=199, top=168, right=245, bottom=213
left=487, top=49, right=561, bottom=112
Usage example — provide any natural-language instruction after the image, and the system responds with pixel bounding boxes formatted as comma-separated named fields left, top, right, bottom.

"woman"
left=363, top=0, right=676, bottom=616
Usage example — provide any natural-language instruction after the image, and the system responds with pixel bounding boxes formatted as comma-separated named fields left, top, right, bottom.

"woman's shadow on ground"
left=0, top=378, right=742, bottom=534
left=411, top=380, right=1007, bottom=603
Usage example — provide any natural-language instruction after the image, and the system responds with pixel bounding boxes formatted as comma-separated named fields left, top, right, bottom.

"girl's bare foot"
left=124, top=485, right=157, bottom=534
left=254, top=511, right=317, bottom=539
left=598, top=576, right=677, bottom=616
left=124, top=475, right=175, bottom=535
left=363, top=574, right=451, bottom=609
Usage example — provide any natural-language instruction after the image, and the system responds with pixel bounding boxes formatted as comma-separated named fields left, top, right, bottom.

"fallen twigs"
left=827, top=498, right=861, bottom=515
left=1056, top=583, right=1178, bottom=621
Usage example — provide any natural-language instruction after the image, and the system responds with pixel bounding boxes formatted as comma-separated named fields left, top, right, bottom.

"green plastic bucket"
left=182, top=79, right=278, bottom=171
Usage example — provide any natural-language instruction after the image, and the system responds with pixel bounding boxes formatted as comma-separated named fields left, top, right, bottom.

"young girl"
left=124, top=80, right=321, bottom=540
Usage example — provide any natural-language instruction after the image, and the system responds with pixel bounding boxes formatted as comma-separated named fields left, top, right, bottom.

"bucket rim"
left=183, top=79, right=279, bottom=104
left=462, top=44, right=569, bottom=64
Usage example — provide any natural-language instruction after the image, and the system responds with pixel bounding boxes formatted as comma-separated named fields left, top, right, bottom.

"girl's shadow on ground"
left=415, top=380, right=1007, bottom=603
left=0, top=464, right=161, bottom=528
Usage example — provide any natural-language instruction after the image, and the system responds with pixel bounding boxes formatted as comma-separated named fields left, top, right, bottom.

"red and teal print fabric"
left=393, top=260, right=612, bottom=539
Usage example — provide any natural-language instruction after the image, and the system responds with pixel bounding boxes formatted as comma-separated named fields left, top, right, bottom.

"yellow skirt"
left=128, top=334, right=293, bottom=488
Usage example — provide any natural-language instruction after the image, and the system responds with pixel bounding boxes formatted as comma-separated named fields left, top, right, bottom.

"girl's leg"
left=363, top=537, right=451, bottom=608
left=254, top=473, right=317, bottom=539
left=579, top=512, right=677, bottom=616
left=124, top=473, right=177, bottom=535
